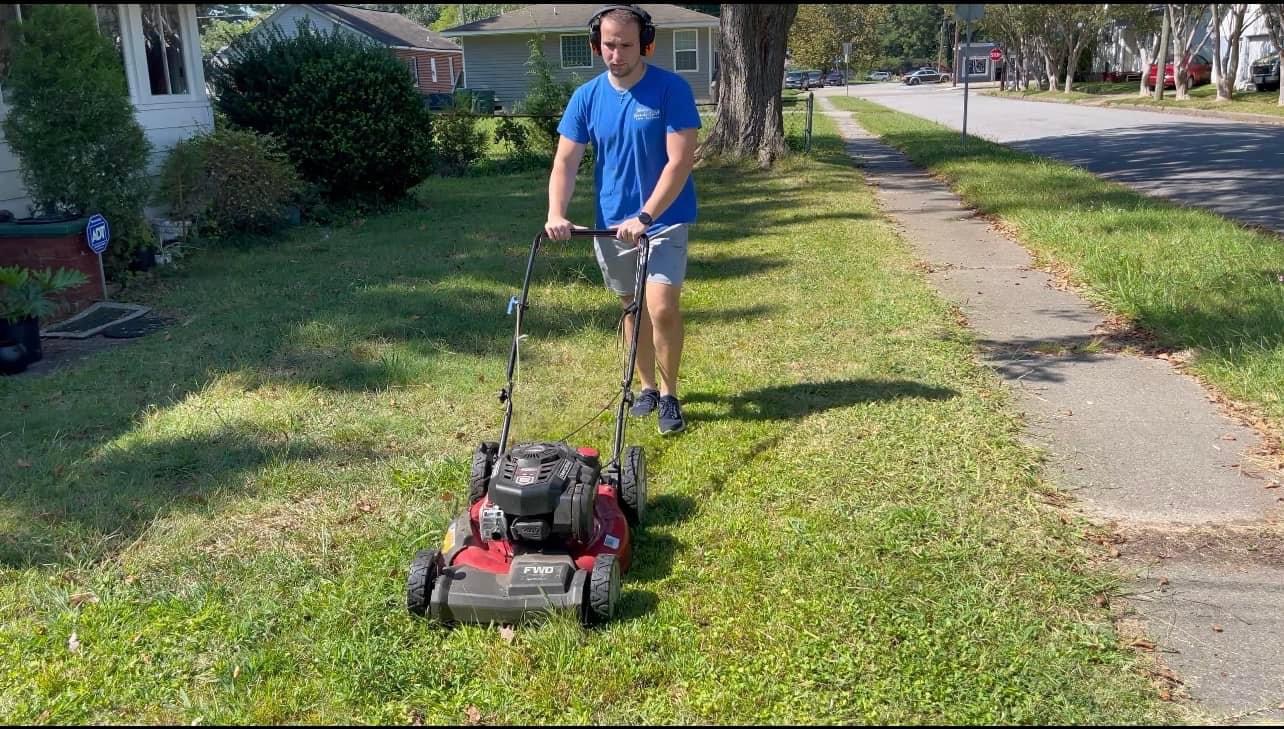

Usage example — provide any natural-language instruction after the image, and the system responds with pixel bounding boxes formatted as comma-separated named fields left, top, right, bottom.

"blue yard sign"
left=86, top=214, right=111, bottom=255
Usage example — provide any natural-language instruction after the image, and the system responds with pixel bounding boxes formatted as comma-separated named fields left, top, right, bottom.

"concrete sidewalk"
left=820, top=98, right=1284, bottom=724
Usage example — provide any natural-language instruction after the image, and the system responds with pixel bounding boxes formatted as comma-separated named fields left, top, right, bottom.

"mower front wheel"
left=584, top=553, right=621, bottom=625
left=620, top=445, right=646, bottom=527
left=406, top=549, right=442, bottom=617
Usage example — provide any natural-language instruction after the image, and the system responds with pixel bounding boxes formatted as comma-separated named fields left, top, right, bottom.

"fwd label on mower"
left=508, top=561, right=573, bottom=595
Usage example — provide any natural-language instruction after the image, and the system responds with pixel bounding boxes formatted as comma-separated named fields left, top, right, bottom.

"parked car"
left=784, top=70, right=806, bottom=89
left=902, top=67, right=946, bottom=85
left=1145, top=53, right=1212, bottom=90
left=823, top=69, right=845, bottom=86
left=868, top=70, right=891, bottom=81
left=1251, top=53, right=1280, bottom=92
left=804, top=70, right=823, bottom=89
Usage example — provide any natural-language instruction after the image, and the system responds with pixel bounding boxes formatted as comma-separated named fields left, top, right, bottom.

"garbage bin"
left=0, top=215, right=103, bottom=316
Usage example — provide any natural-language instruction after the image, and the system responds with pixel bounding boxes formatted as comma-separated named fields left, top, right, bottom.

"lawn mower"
left=406, top=228, right=651, bottom=627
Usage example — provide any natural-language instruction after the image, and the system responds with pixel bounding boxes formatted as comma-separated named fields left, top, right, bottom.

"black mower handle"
left=537, top=228, right=650, bottom=244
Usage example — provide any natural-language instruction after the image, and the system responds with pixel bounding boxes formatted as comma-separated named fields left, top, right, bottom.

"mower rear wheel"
left=406, top=549, right=442, bottom=617
left=468, top=442, right=499, bottom=504
left=586, top=553, right=621, bottom=625
left=620, top=445, right=646, bottom=527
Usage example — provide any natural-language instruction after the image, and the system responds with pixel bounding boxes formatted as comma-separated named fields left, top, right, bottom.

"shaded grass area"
left=0, top=114, right=1174, bottom=723
left=831, top=95, right=1284, bottom=436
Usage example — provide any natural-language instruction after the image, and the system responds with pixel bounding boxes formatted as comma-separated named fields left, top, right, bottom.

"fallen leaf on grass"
left=1129, top=638, right=1156, bottom=651
left=465, top=705, right=482, bottom=725
left=356, top=500, right=375, bottom=514
left=1159, top=688, right=1173, bottom=701
left=233, top=665, right=241, bottom=680
left=68, top=632, right=80, bottom=653
left=410, top=709, right=425, bottom=726
left=69, top=592, right=99, bottom=608
left=499, top=625, right=516, bottom=644
left=16, top=459, right=31, bottom=468
left=1093, top=593, right=1108, bottom=608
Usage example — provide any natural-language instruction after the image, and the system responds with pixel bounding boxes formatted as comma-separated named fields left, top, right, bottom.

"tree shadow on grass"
left=684, top=378, right=959, bottom=423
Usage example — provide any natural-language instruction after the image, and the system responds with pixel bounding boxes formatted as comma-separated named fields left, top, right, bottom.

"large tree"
left=1168, top=3, right=1214, bottom=100
left=788, top=3, right=886, bottom=73
left=880, top=4, right=946, bottom=62
left=1210, top=3, right=1253, bottom=101
left=700, top=4, right=797, bottom=168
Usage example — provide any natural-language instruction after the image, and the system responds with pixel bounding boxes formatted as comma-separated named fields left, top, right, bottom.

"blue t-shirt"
left=556, top=64, right=701, bottom=231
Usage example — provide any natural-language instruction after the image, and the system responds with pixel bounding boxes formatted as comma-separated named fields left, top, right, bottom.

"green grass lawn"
left=0, top=115, right=1176, bottom=723
left=830, top=96, right=1284, bottom=442
left=1104, top=83, right=1284, bottom=118
left=987, top=81, right=1284, bottom=118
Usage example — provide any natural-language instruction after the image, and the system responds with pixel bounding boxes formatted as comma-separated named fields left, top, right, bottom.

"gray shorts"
left=593, top=224, right=689, bottom=296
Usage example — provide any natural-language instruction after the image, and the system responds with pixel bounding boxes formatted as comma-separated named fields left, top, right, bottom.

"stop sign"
left=989, top=48, right=1003, bottom=62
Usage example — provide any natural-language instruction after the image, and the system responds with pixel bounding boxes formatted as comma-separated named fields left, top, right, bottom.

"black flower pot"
left=0, top=339, right=27, bottom=375
left=0, top=317, right=40, bottom=365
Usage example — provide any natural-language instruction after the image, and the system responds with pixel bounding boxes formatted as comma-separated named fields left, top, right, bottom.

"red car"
left=1146, top=53, right=1212, bottom=90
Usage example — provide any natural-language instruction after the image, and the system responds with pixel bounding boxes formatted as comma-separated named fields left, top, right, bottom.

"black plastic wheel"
left=586, top=553, right=620, bottom=625
left=570, top=481, right=595, bottom=544
left=468, top=442, right=499, bottom=504
left=406, top=549, right=442, bottom=617
left=620, top=445, right=646, bottom=528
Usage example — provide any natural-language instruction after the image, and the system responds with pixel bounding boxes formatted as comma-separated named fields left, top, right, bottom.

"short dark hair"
left=600, top=8, right=643, bottom=38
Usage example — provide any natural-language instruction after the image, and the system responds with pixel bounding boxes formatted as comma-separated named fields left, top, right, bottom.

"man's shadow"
left=684, top=378, right=958, bottom=422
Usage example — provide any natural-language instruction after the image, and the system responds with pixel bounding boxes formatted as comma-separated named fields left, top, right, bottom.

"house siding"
left=392, top=48, right=461, bottom=93
left=455, top=26, right=716, bottom=111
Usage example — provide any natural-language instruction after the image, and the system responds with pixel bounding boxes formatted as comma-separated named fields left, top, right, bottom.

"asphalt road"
left=825, top=83, right=1284, bottom=235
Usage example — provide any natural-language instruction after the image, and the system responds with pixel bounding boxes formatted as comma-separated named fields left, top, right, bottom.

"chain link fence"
left=429, top=90, right=815, bottom=175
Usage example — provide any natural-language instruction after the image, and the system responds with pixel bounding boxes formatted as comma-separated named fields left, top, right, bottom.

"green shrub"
left=0, top=4, right=154, bottom=275
left=517, top=37, right=579, bottom=153
left=155, top=128, right=302, bottom=239
left=431, top=96, right=487, bottom=176
left=208, top=19, right=433, bottom=204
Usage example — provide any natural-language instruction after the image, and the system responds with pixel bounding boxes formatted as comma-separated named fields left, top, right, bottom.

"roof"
left=307, top=4, right=462, bottom=51
left=443, top=4, right=719, bottom=36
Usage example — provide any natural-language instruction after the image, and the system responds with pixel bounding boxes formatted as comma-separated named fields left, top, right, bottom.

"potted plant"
left=0, top=265, right=88, bottom=365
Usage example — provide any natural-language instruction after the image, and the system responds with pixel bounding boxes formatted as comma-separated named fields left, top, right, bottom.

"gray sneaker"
left=630, top=388, right=660, bottom=417
left=658, top=395, right=686, bottom=435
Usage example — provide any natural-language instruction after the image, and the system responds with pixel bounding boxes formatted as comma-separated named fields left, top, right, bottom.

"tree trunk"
left=1215, top=5, right=1247, bottom=102
left=699, top=4, right=798, bottom=169
left=1141, top=26, right=1162, bottom=96
left=1154, top=6, right=1171, bottom=100
left=1042, top=49, right=1059, bottom=92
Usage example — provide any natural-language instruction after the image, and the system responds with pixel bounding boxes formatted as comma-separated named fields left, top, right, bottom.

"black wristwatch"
left=637, top=211, right=653, bottom=226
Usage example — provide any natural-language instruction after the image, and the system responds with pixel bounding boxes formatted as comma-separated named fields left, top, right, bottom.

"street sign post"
left=954, top=5, right=985, bottom=142
left=843, top=41, right=852, bottom=96
left=85, top=213, right=110, bottom=300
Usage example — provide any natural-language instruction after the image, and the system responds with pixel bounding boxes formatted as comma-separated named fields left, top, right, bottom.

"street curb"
left=980, top=89, right=1284, bottom=127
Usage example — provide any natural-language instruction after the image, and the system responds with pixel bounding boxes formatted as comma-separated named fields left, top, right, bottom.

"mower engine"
left=481, top=442, right=600, bottom=545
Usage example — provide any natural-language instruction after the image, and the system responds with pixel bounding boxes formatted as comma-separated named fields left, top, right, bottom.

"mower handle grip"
left=536, top=229, right=649, bottom=244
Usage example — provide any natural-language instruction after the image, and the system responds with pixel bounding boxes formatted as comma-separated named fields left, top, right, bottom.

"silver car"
left=902, top=68, right=945, bottom=86
left=868, top=71, right=891, bottom=81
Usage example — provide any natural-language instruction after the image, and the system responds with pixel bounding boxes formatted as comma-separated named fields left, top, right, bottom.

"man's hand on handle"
left=614, top=216, right=648, bottom=245
left=544, top=216, right=575, bottom=241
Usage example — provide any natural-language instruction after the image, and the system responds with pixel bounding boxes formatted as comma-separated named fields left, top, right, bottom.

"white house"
left=0, top=4, right=214, bottom=217
left=1096, top=5, right=1278, bottom=91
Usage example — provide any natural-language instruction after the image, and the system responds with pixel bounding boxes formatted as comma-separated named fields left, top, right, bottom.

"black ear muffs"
left=589, top=4, right=656, bottom=57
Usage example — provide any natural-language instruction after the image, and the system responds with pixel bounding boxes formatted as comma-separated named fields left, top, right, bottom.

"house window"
left=406, top=57, right=418, bottom=84
left=561, top=34, right=591, bottom=69
left=673, top=29, right=698, bottom=72
left=140, top=4, right=189, bottom=95
left=966, top=58, right=987, bottom=77
left=431, top=57, right=437, bottom=83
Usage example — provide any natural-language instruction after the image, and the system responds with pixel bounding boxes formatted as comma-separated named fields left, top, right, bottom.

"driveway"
left=826, top=83, right=1284, bottom=235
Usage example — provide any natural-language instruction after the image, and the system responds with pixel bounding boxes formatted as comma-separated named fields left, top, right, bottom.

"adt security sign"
left=86, top=214, right=111, bottom=254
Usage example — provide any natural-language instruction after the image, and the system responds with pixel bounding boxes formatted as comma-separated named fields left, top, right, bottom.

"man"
left=544, top=4, right=700, bottom=436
